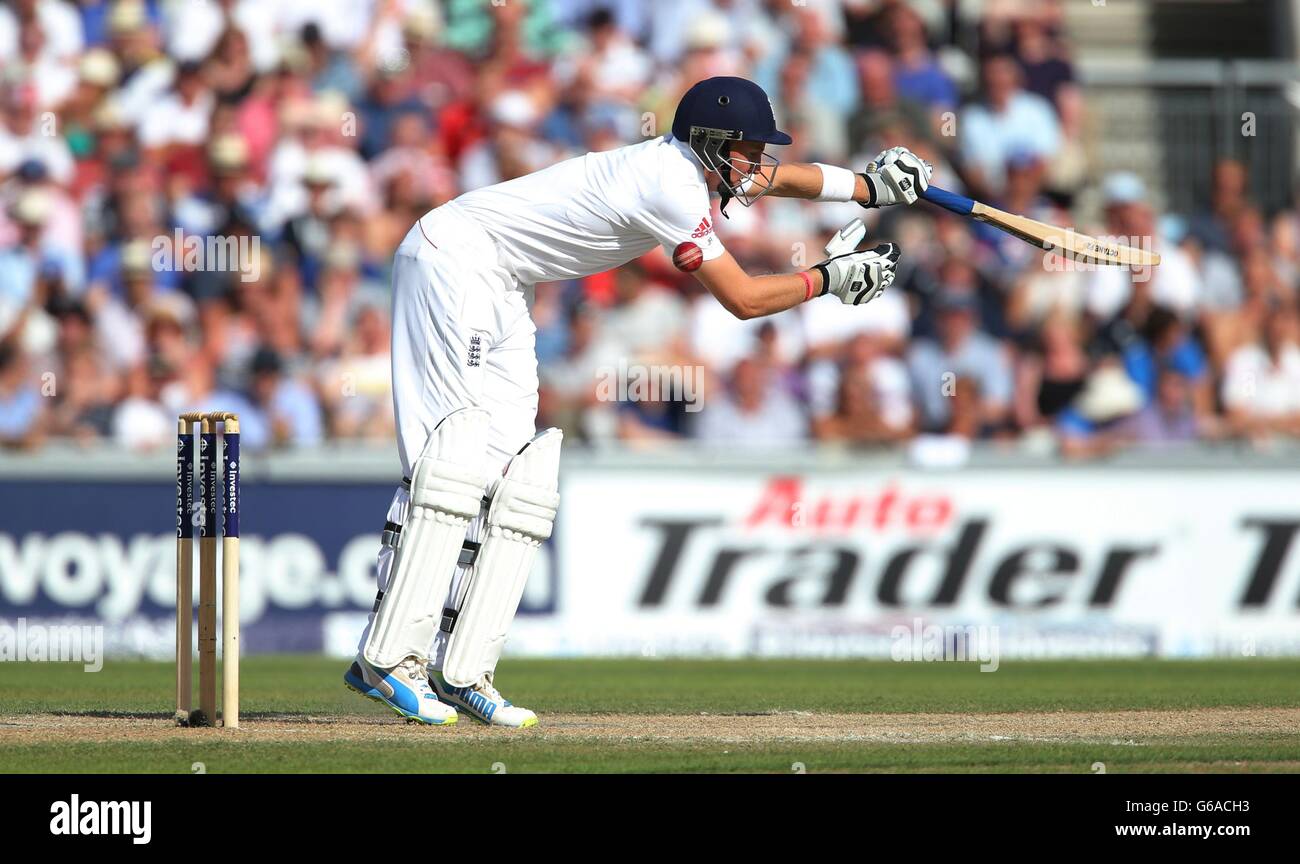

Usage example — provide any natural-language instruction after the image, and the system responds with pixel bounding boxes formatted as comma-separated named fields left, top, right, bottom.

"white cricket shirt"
left=450, top=135, right=725, bottom=286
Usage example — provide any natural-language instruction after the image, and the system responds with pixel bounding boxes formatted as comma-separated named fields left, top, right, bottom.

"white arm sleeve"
left=814, top=163, right=858, bottom=202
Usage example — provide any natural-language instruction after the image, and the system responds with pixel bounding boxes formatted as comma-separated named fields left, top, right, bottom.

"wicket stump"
left=175, top=412, right=240, bottom=728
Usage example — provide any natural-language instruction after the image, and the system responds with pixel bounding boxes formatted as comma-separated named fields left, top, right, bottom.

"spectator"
left=885, top=5, right=957, bottom=113
left=567, top=8, right=653, bottom=108
left=907, top=291, right=1014, bottom=434
left=959, top=53, right=1060, bottom=199
left=355, top=59, right=424, bottom=162
left=755, top=7, right=859, bottom=133
left=206, top=25, right=257, bottom=101
left=847, top=49, right=934, bottom=159
left=908, top=376, right=981, bottom=468
left=1121, top=367, right=1201, bottom=446
left=108, top=0, right=174, bottom=130
left=46, top=343, right=116, bottom=442
left=3, top=158, right=85, bottom=278
left=247, top=346, right=324, bottom=448
left=1055, top=363, right=1144, bottom=460
left=111, top=362, right=168, bottom=449
left=0, top=81, right=76, bottom=183
left=1121, top=306, right=1211, bottom=416
left=810, top=333, right=913, bottom=445
left=1014, top=311, right=1089, bottom=431
left=0, top=0, right=85, bottom=64
left=1189, top=158, right=1250, bottom=255
left=60, top=48, right=121, bottom=164
left=298, top=22, right=363, bottom=101
left=1010, top=13, right=1074, bottom=109
left=603, top=262, right=689, bottom=356
left=13, top=14, right=78, bottom=110
left=165, top=0, right=278, bottom=73
left=0, top=190, right=83, bottom=342
left=1222, top=306, right=1300, bottom=441
left=138, top=60, right=211, bottom=152
left=1084, top=174, right=1200, bottom=319
left=539, top=301, right=623, bottom=443
left=460, top=90, right=564, bottom=189
left=694, top=356, right=806, bottom=448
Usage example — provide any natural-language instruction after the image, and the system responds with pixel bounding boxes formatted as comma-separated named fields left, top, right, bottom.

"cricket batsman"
left=344, top=77, right=933, bottom=727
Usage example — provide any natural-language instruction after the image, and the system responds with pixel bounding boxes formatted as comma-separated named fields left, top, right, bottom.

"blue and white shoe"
left=430, top=670, right=537, bottom=728
left=344, top=656, right=458, bottom=725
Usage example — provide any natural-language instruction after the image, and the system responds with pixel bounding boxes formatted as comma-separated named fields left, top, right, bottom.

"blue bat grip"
left=920, top=185, right=975, bottom=216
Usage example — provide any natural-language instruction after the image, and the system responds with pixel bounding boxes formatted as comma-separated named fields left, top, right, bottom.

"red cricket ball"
left=672, top=241, right=703, bottom=272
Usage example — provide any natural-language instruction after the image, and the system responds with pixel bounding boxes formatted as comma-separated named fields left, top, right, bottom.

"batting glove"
left=813, top=242, right=900, bottom=306
left=860, top=146, right=932, bottom=207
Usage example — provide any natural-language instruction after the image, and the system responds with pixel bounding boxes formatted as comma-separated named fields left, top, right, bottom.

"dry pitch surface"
left=6, top=706, right=1300, bottom=745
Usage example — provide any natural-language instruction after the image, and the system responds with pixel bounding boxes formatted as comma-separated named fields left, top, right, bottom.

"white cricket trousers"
left=357, top=203, right=539, bottom=666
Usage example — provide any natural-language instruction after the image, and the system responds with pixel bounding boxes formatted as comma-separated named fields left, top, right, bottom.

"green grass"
left=9, top=656, right=1300, bottom=714
left=7, top=737, right=1300, bottom=774
left=3, top=657, right=1299, bottom=773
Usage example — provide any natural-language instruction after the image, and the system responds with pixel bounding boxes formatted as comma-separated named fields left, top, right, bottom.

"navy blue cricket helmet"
left=672, top=77, right=791, bottom=212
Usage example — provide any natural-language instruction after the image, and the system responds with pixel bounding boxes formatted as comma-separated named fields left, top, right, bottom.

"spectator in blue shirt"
left=1, top=191, right=86, bottom=340
left=246, top=348, right=325, bottom=449
left=960, top=53, right=1061, bottom=199
left=886, top=5, right=957, bottom=112
left=907, top=292, right=1014, bottom=434
left=300, top=23, right=363, bottom=101
left=1122, top=306, right=1208, bottom=404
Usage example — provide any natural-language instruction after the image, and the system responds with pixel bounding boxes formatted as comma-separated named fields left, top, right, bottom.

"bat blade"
left=920, top=185, right=1160, bottom=267
left=972, top=203, right=1162, bottom=267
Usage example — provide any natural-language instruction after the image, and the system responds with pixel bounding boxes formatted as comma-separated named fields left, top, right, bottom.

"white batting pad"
left=363, top=408, right=491, bottom=670
left=441, top=427, right=562, bottom=687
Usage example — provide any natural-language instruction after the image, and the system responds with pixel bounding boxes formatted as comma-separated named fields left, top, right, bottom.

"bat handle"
left=920, top=185, right=976, bottom=217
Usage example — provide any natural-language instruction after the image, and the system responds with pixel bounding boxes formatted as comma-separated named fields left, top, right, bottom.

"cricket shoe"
left=344, top=656, right=458, bottom=725
left=430, top=670, right=537, bottom=728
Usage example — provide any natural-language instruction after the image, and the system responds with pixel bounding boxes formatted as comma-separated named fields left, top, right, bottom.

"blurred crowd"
left=0, top=0, right=1297, bottom=460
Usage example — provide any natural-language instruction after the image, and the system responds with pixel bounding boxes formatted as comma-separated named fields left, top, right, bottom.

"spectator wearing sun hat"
left=1055, top=363, right=1145, bottom=459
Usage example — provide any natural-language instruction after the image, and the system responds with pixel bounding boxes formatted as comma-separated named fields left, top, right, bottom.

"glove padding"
left=860, top=146, right=932, bottom=207
left=824, top=218, right=866, bottom=258
left=813, top=242, right=900, bottom=306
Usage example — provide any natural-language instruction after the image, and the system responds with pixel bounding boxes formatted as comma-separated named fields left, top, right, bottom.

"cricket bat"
left=920, top=186, right=1161, bottom=267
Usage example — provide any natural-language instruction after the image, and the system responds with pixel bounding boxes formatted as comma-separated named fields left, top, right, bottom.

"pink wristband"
left=799, top=271, right=816, bottom=302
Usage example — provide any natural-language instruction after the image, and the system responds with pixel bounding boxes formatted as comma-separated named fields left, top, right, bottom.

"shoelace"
left=398, top=658, right=435, bottom=696
left=474, top=674, right=504, bottom=703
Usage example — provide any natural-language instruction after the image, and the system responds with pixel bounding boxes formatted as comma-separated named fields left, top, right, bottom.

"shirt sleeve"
left=634, top=182, right=726, bottom=265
